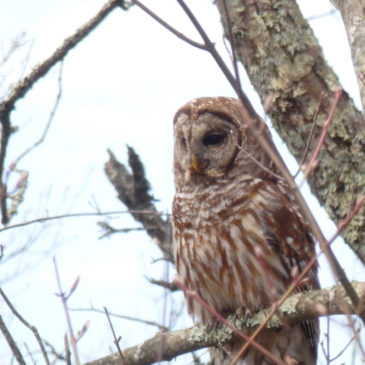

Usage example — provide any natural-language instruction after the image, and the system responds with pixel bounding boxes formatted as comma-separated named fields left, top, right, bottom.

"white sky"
left=0, top=0, right=364, bottom=364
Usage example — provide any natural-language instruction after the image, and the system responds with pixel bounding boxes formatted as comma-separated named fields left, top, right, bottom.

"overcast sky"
left=0, top=1, right=364, bottom=364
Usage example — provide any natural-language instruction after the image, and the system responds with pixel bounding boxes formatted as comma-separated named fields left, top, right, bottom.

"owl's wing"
left=252, top=180, right=319, bottom=360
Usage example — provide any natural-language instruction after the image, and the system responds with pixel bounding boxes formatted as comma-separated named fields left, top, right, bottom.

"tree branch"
left=104, top=147, right=173, bottom=262
left=84, top=282, right=365, bottom=365
left=0, top=315, right=26, bottom=365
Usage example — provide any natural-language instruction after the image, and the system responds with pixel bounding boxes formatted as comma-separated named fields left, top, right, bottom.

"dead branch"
left=0, top=314, right=26, bottom=365
left=104, top=147, right=173, bottom=262
left=69, top=307, right=168, bottom=332
left=0, top=288, right=50, bottom=365
left=104, top=307, right=127, bottom=365
left=84, top=282, right=365, bottom=365
left=0, top=209, right=168, bottom=234
left=14, top=61, right=64, bottom=165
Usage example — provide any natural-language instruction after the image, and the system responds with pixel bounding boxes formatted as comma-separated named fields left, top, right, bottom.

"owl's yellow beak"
left=191, top=154, right=199, bottom=171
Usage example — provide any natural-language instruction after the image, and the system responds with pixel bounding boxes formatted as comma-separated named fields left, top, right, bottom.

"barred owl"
left=172, top=97, right=319, bottom=364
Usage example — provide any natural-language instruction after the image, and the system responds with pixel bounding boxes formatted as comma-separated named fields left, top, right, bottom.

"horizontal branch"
left=0, top=209, right=168, bottom=234
left=84, top=281, right=365, bottom=365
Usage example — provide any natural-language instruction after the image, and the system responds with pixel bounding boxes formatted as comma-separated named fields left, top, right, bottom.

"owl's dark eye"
left=180, top=136, right=187, bottom=149
left=203, top=132, right=226, bottom=147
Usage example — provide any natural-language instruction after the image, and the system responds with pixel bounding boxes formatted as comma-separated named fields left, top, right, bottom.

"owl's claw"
left=205, top=317, right=222, bottom=333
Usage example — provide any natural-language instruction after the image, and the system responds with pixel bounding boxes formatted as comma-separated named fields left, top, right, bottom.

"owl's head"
left=173, top=97, right=281, bottom=191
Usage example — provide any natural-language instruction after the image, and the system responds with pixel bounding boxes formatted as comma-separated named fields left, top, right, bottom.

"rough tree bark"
left=215, top=0, right=365, bottom=264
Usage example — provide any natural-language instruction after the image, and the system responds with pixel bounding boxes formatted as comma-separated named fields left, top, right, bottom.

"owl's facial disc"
left=174, top=112, right=240, bottom=183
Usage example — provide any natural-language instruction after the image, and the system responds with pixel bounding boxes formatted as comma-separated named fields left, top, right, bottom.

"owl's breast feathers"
left=173, top=177, right=318, bottom=317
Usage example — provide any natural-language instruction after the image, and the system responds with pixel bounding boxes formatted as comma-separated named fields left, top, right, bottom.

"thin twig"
left=70, top=307, right=168, bottom=331
left=299, top=87, right=342, bottom=186
left=0, top=287, right=50, bottom=365
left=104, top=307, right=127, bottom=365
left=1, top=0, right=124, bottom=111
left=0, top=112, right=11, bottom=224
left=53, top=257, right=80, bottom=365
left=0, top=314, right=26, bottom=365
left=176, top=0, right=256, bottom=119
left=43, top=339, right=66, bottom=362
left=147, top=277, right=179, bottom=292
left=221, top=0, right=243, bottom=96
left=0, top=209, right=169, bottom=233
left=14, top=61, right=64, bottom=165
left=130, top=0, right=206, bottom=50
left=294, top=94, right=322, bottom=178
left=328, top=196, right=365, bottom=244
left=64, top=334, right=72, bottom=365
left=329, top=329, right=358, bottom=362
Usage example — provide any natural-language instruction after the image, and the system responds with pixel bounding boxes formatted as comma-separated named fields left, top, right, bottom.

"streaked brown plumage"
left=172, top=97, right=319, bottom=364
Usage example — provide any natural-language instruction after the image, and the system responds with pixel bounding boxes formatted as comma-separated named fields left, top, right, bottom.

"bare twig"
left=0, top=33, right=27, bottom=66
left=0, top=287, right=50, bottom=365
left=220, top=0, right=242, bottom=98
left=329, top=329, right=358, bottom=362
left=299, top=87, right=342, bottom=186
left=98, top=221, right=144, bottom=239
left=0, top=209, right=169, bottom=234
left=1, top=0, right=124, bottom=112
left=14, top=61, right=64, bottom=165
left=70, top=307, right=168, bottom=331
left=176, top=0, right=256, bottom=119
left=43, top=339, right=66, bottom=362
left=0, top=314, right=26, bottom=365
left=130, top=0, right=206, bottom=50
left=53, top=257, right=80, bottom=365
left=294, top=95, right=322, bottom=179
left=104, top=307, right=127, bottom=365
left=24, top=342, right=37, bottom=365
left=328, top=196, right=365, bottom=245
left=64, top=334, right=72, bottom=365
left=147, top=277, right=179, bottom=292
